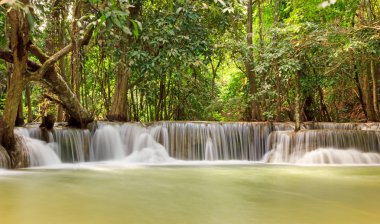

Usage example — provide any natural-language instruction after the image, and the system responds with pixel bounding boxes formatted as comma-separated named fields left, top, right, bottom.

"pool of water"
left=1, top=164, right=380, bottom=224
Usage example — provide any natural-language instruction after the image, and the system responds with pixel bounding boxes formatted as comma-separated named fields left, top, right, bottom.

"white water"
left=296, top=148, right=380, bottom=164
left=125, top=130, right=174, bottom=163
left=6, top=122, right=380, bottom=167
left=90, top=125, right=125, bottom=161
left=23, top=137, right=61, bottom=167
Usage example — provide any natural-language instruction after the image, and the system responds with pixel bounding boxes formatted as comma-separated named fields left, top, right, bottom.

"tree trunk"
left=0, top=1, right=94, bottom=130
left=257, top=0, right=264, bottom=49
left=353, top=62, right=368, bottom=119
left=318, top=86, right=331, bottom=122
left=274, top=0, right=282, bottom=121
left=41, top=69, right=93, bottom=127
left=15, top=98, right=24, bottom=127
left=130, top=87, right=138, bottom=121
left=245, top=0, right=260, bottom=121
left=294, top=70, right=301, bottom=132
left=371, top=60, right=379, bottom=118
left=25, top=84, right=33, bottom=123
left=1, top=1, right=30, bottom=152
left=71, top=0, right=83, bottom=99
left=156, top=77, right=166, bottom=121
left=57, top=1, right=67, bottom=122
left=210, top=57, right=222, bottom=101
left=364, top=61, right=377, bottom=121
left=107, top=68, right=129, bottom=121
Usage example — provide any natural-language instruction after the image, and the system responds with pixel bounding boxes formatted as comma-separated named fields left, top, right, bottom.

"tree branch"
left=43, top=93, right=63, bottom=105
left=28, top=24, right=95, bottom=78
left=0, top=49, right=40, bottom=72
left=37, top=43, right=73, bottom=77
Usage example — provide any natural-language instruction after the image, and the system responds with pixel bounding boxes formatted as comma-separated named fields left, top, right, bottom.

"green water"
left=1, top=165, right=380, bottom=224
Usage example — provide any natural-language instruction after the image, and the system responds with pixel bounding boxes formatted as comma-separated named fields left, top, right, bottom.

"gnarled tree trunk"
left=1, top=1, right=30, bottom=153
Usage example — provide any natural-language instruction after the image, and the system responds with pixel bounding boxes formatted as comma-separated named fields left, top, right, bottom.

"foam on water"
left=296, top=148, right=380, bottom=164
left=125, top=133, right=175, bottom=163
left=0, top=169, right=32, bottom=178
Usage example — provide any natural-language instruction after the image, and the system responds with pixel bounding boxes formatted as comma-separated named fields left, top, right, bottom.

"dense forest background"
left=0, top=0, right=379, bottom=128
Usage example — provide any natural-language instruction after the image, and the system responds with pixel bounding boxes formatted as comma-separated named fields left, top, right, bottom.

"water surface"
left=1, top=165, right=379, bottom=224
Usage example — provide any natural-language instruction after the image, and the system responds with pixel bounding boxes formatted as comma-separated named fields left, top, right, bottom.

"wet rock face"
left=0, top=144, right=11, bottom=168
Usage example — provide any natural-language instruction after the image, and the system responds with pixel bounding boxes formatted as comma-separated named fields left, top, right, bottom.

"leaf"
left=176, top=7, right=183, bottom=14
left=93, top=14, right=107, bottom=38
left=23, top=6, right=35, bottom=29
left=136, top=20, right=142, bottom=30
left=130, top=19, right=139, bottom=38
left=111, top=16, right=122, bottom=28
left=222, top=7, right=234, bottom=13
left=122, top=26, right=132, bottom=35
left=217, top=0, right=226, bottom=7
left=0, top=0, right=16, bottom=5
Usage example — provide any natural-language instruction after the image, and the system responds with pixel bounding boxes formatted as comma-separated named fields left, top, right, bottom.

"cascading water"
left=90, top=125, right=125, bottom=161
left=14, top=127, right=62, bottom=167
left=5, top=122, right=380, bottom=166
left=158, top=122, right=274, bottom=160
left=125, top=132, right=173, bottom=163
left=296, top=148, right=380, bottom=164
left=53, top=128, right=91, bottom=163
left=23, top=138, right=61, bottom=167
left=263, top=129, right=380, bottom=164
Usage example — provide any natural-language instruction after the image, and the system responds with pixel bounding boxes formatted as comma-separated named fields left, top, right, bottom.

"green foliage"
left=1, top=0, right=378, bottom=122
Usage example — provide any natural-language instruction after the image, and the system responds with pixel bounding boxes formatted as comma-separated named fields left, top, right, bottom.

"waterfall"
left=263, top=129, right=380, bottom=164
left=90, top=125, right=125, bottom=161
left=8, top=122, right=380, bottom=166
left=296, top=148, right=380, bottom=164
left=125, top=132, right=173, bottom=163
left=158, top=122, right=274, bottom=160
left=53, top=128, right=91, bottom=162
left=23, top=137, right=61, bottom=167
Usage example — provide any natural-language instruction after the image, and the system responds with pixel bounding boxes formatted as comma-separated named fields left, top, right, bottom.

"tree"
left=0, top=0, right=135, bottom=158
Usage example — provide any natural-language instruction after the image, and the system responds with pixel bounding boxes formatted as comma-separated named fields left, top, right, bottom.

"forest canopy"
left=0, top=0, right=379, bottom=130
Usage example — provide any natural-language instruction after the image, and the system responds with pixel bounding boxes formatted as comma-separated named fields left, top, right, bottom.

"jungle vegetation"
left=0, top=0, right=379, bottom=148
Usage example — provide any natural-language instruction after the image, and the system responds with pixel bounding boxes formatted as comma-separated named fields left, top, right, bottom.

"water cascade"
left=157, top=122, right=275, bottom=160
left=264, top=129, right=380, bottom=164
left=23, top=138, right=61, bottom=167
left=90, top=125, right=125, bottom=161
left=13, top=128, right=62, bottom=167
left=1, top=122, right=380, bottom=166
